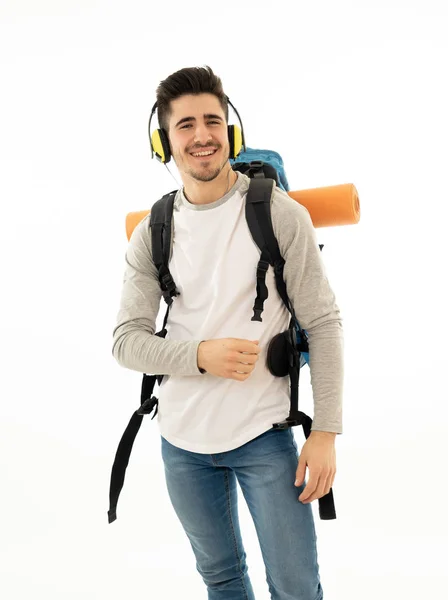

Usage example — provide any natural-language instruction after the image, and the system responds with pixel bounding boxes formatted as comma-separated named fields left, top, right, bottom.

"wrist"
left=310, top=430, right=337, bottom=439
left=197, top=341, right=206, bottom=373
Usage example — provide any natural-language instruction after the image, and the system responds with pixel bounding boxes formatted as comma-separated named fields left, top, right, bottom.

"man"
left=112, top=65, right=343, bottom=600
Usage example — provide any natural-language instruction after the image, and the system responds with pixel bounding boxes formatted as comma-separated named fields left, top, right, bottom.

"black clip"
left=161, top=273, right=177, bottom=295
left=137, top=396, right=159, bottom=417
left=249, top=160, right=264, bottom=169
left=273, top=260, right=284, bottom=275
left=251, top=309, right=263, bottom=322
left=256, top=260, right=270, bottom=275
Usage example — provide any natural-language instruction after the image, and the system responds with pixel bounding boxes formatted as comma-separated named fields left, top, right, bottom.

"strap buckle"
left=161, top=272, right=179, bottom=306
left=161, top=273, right=177, bottom=294
left=273, top=260, right=284, bottom=274
left=251, top=308, right=263, bottom=322
left=249, top=160, right=264, bottom=169
left=256, top=260, right=270, bottom=275
left=137, top=396, right=159, bottom=418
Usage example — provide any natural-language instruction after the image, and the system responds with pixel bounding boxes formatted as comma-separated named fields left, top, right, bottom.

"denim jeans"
left=160, top=427, right=324, bottom=600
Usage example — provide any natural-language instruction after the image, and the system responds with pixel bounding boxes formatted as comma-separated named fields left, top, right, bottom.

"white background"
left=1, top=1, right=447, bottom=598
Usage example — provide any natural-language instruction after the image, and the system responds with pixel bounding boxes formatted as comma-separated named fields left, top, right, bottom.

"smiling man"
left=165, top=93, right=239, bottom=204
left=112, top=65, right=344, bottom=600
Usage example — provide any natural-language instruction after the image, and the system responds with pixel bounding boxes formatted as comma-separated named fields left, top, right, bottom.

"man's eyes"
left=180, top=121, right=221, bottom=129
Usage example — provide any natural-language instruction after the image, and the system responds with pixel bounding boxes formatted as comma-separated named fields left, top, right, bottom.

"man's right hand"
left=197, top=339, right=261, bottom=381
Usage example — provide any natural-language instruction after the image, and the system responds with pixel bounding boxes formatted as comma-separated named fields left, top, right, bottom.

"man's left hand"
left=295, top=431, right=337, bottom=503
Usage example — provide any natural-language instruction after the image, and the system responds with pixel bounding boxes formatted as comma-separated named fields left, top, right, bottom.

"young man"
left=112, top=66, right=343, bottom=600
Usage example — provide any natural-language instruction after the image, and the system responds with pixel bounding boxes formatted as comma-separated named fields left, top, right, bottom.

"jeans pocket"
left=275, top=427, right=298, bottom=454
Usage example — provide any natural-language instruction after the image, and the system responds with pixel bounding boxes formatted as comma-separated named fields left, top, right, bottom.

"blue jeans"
left=160, top=427, right=324, bottom=600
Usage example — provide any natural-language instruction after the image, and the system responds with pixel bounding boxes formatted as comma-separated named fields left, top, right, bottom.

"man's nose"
left=193, top=123, right=213, bottom=145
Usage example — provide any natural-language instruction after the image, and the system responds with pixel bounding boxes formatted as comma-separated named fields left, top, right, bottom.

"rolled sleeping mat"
left=126, top=209, right=152, bottom=242
left=125, top=182, right=360, bottom=241
left=288, top=183, right=360, bottom=228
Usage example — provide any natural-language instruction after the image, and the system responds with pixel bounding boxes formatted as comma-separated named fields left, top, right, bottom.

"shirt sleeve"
left=271, top=188, right=344, bottom=434
left=112, top=215, right=204, bottom=376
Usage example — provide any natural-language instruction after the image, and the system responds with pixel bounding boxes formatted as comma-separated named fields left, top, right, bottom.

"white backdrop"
left=1, top=1, right=447, bottom=599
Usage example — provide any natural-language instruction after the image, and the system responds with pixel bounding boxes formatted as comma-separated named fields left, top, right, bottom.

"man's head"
left=155, top=66, right=232, bottom=183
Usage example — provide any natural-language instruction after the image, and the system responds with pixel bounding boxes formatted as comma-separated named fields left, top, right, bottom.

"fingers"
left=299, top=474, right=319, bottom=503
left=239, top=354, right=258, bottom=365
left=236, top=351, right=259, bottom=375
left=238, top=341, right=261, bottom=354
left=299, top=471, right=335, bottom=504
left=232, top=343, right=262, bottom=381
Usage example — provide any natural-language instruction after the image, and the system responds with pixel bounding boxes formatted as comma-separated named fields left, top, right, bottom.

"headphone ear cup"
left=228, top=124, right=243, bottom=159
left=151, top=129, right=171, bottom=163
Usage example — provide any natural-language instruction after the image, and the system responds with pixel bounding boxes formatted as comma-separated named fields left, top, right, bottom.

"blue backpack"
left=230, top=147, right=290, bottom=191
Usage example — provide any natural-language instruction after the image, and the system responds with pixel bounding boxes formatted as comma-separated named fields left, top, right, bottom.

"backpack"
left=108, top=151, right=336, bottom=524
left=230, top=147, right=290, bottom=191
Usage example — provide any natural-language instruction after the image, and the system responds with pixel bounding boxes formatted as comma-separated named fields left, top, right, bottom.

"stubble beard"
left=178, top=146, right=231, bottom=183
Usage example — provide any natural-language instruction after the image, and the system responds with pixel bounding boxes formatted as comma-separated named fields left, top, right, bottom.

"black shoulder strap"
left=150, top=190, right=180, bottom=310
left=107, top=191, right=178, bottom=525
left=245, top=177, right=323, bottom=335
left=245, top=177, right=296, bottom=325
left=245, top=176, right=336, bottom=520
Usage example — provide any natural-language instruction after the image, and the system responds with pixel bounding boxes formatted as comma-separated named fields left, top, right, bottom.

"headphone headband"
left=225, top=96, right=245, bottom=145
left=148, top=101, right=158, bottom=159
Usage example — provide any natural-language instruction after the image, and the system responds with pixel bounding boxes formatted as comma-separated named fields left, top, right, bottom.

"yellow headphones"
left=148, top=95, right=246, bottom=164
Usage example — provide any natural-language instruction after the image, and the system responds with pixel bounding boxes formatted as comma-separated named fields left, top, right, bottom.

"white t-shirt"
left=112, top=172, right=343, bottom=453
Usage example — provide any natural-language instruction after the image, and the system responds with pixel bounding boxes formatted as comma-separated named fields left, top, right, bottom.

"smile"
left=190, top=148, right=218, bottom=158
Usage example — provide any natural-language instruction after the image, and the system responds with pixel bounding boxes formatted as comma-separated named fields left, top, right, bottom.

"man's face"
left=167, top=93, right=230, bottom=182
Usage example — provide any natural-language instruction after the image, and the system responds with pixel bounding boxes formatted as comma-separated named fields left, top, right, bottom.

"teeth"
left=191, top=150, right=216, bottom=157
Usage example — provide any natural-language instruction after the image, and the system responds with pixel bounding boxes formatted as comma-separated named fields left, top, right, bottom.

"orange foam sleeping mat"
left=125, top=182, right=360, bottom=241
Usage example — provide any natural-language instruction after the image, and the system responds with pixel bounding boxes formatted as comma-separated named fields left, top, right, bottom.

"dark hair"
left=155, top=65, right=229, bottom=133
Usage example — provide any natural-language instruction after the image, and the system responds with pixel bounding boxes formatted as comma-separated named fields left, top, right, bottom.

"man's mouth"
left=189, top=148, right=218, bottom=159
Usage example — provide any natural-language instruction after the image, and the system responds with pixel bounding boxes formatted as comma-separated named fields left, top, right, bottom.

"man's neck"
left=183, top=168, right=238, bottom=206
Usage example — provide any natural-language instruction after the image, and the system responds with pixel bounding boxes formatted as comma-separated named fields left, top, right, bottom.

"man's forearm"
left=112, top=324, right=204, bottom=376
left=307, top=323, right=344, bottom=435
